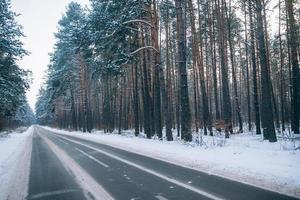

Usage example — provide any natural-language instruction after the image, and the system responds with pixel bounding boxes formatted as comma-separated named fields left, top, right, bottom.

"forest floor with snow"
left=45, top=126, right=300, bottom=198
left=0, top=126, right=33, bottom=200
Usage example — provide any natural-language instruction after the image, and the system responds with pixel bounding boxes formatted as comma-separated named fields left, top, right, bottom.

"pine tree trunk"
left=210, top=1, right=221, bottom=121
left=140, top=30, right=154, bottom=138
left=132, top=62, right=140, bottom=136
left=164, top=5, right=173, bottom=141
left=225, top=0, right=243, bottom=133
left=278, top=0, right=285, bottom=132
left=261, top=1, right=280, bottom=131
left=70, top=89, right=77, bottom=131
left=244, top=1, right=252, bottom=131
left=189, top=0, right=212, bottom=136
left=175, top=0, right=192, bottom=141
left=249, top=2, right=261, bottom=135
left=216, top=0, right=233, bottom=138
left=286, top=0, right=300, bottom=134
left=255, top=0, right=277, bottom=142
left=118, top=87, right=123, bottom=134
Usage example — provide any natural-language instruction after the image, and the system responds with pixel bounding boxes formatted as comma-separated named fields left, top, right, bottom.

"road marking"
left=28, top=189, right=79, bottom=199
left=57, top=135, right=225, bottom=200
left=155, top=195, right=168, bottom=200
left=75, top=148, right=109, bottom=168
left=39, top=133, right=114, bottom=200
left=58, top=138, right=69, bottom=145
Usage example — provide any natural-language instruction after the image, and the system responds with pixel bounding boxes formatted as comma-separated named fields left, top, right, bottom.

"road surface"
left=26, top=126, right=298, bottom=200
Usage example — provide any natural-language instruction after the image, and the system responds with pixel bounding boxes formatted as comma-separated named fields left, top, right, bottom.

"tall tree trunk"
left=217, top=0, right=233, bottom=138
left=249, top=1, right=261, bottom=135
left=286, top=0, right=300, bottom=134
left=140, top=29, right=154, bottom=138
left=209, top=1, right=221, bottom=121
left=164, top=3, right=173, bottom=141
left=244, top=1, right=252, bottom=131
left=175, top=0, right=192, bottom=141
left=225, top=0, right=243, bottom=133
left=279, top=0, right=285, bottom=132
left=150, top=0, right=163, bottom=139
left=132, top=61, right=140, bottom=136
left=118, top=78, right=123, bottom=134
left=262, top=0, right=280, bottom=131
left=189, top=0, right=213, bottom=136
left=255, top=0, right=277, bottom=142
left=70, top=89, right=77, bottom=131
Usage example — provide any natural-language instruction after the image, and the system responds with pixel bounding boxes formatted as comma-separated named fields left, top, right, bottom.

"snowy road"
left=24, top=126, right=298, bottom=200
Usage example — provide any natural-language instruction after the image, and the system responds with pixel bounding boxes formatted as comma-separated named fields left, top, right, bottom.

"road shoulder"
left=0, top=126, right=33, bottom=200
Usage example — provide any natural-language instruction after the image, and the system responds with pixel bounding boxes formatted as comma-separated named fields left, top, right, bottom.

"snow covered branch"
left=123, top=19, right=153, bottom=28
left=100, top=30, right=117, bottom=39
left=130, top=46, right=159, bottom=55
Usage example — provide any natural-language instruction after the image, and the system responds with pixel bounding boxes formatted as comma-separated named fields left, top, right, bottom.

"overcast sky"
left=11, top=0, right=90, bottom=111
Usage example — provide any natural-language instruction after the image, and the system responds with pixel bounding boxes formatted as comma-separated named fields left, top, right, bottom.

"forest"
left=33, top=0, right=300, bottom=143
left=0, top=0, right=35, bottom=131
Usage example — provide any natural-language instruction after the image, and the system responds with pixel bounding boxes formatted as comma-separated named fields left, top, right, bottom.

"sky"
left=11, top=0, right=90, bottom=111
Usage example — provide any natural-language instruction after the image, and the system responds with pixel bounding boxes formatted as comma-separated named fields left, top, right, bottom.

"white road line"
left=155, top=195, right=168, bottom=200
left=57, top=135, right=225, bottom=200
left=39, top=133, right=114, bottom=200
left=28, top=189, right=79, bottom=199
left=75, top=148, right=109, bottom=168
left=58, top=138, right=69, bottom=145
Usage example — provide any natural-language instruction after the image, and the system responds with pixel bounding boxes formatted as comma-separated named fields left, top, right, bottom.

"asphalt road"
left=27, top=130, right=86, bottom=200
left=27, top=126, right=299, bottom=200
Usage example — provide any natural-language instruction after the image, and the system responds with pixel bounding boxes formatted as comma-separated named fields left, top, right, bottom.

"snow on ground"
left=44, top=126, right=300, bottom=198
left=0, top=126, right=33, bottom=200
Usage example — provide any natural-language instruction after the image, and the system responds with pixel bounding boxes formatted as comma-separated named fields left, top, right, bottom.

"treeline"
left=36, top=0, right=300, bottom=142
left=0, top=0, right=34, bottom=131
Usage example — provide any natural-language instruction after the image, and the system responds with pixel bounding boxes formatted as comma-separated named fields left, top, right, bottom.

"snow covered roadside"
left=0, top=126, right=33, bottom=200
left=44, top=126, right=300, bottom=198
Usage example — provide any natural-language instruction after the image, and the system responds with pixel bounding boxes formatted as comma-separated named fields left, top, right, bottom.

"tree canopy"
left=0, top=0, right=33, bottom=130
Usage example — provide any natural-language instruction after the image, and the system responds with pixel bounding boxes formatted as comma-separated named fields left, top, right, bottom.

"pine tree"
left=35, top=0, right=298, bottom=143
left=286, top=0, right=300, bottom=134
left=255, top=0, right=277, bottom=142
left=175, top=0, right=192, bottom=141
left=0, top=0, right=31, bottom=130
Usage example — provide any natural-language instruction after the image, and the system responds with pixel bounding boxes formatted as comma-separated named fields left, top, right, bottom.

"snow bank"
left=0, top=126, right=33, bottom=200
left=44, top=126, right=300, bottom=198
